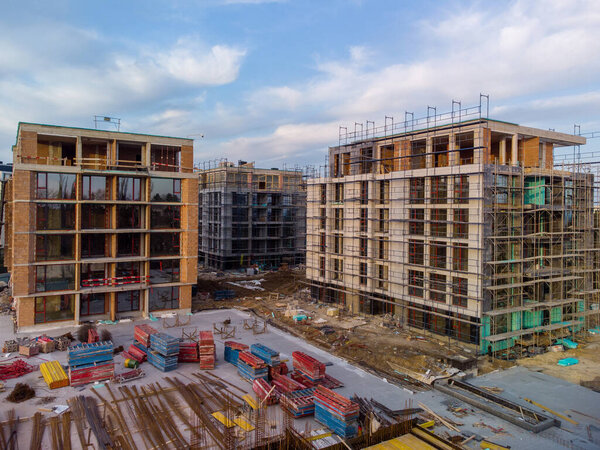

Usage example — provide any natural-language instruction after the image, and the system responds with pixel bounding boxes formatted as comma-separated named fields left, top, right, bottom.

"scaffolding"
left=304, top=98, right=600, bottom=355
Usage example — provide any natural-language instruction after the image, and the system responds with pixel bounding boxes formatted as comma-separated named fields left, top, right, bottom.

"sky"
left=1, top=0, right=599, bottom=169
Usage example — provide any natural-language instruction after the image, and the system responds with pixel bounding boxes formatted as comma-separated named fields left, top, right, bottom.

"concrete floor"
left=0, top=308, right=599, bottom=449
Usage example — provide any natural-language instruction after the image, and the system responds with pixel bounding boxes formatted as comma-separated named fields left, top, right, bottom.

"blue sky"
left=1, top=0, right=599, bottom=168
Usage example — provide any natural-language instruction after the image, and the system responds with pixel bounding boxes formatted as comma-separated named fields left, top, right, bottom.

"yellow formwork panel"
left=233, top=417, right=255, bottom=431
left=242, top=394, right=258, bottom=410
left=40, top=360, right=69, bottom=389
left=364, top=434, right=436, bottom=450
left=212, top=412, right=235, bottom=428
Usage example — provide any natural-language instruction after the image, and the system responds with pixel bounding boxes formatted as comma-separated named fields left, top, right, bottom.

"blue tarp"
left=557, top=357, right=579, bottom=367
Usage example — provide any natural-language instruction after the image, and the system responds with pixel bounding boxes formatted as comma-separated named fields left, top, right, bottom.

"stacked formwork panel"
left=197, top=162, right=307, bottom=270
left=305, top=102, right=598, bottom=354
left=3, top=123, right=199, bottom=330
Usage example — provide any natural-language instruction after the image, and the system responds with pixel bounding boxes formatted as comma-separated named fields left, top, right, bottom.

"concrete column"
left=74, top=294, right=81, bottom=325
left=511, top=134, right=518, bottom=166
left=448, top=134, right=457, bottom=166
left=499, top=138, right=506, bottom=165
left=76, top=136, right=82, bottom=166
left=426, top=137, right=433, bottom=168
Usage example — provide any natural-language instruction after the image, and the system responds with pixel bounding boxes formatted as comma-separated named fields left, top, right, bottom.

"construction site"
left=305, top=98, right=600, bottom=358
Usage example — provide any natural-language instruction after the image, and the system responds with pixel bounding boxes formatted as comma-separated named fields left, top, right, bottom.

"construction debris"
left=7, top=383, right=35, bottom=403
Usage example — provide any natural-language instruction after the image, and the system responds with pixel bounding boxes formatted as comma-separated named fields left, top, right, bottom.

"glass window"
left=117, top=205, right=142, bottom=229
left=149, top=286, right=179, bottom=311
left=452, top=277, right=468, bottom=307
left=431, top=176, right=447, bottom=204
left=151, top=205, right=180, bottom=229
left=408, top=240, right=424, bottom=265
left=430, top=273, right=447, bottom=303
left=80, top=293, right=106, bottom=316
left=117, top=234, right=141, bottom=257
left=36, top=204, right=75, bottom=230
left=81, top=263, right=106, bottom=287
left=117, top=290, right=140, bottom=313
left=116, top=261, right=142, bottom=285
left=82, top=176, right=108, bottom=200
left=409, top=209, right=424, bottom=235
left=35, top=295, right=74, bottom=323
left=117, top=177, right=142, bottom=201
left=81, top=234, right=107, bottom=259
left=410, top=178, right=424, bottom=204
left=430, top=209, right=447, bottom=237
left=232, top=192, right=248, bottom=206
left=408, top=270, right=423, bottom=297
left=35, top=264, right=75, bottom=292
left=35, top=235, right=74, bottom=261
left=36, top=173, right=76, bottom=199
left=150, top=233, right=180, bottom=256
left=150, top=178, right=181, bottom=202
left=82, top=204, right=108, bottom=229
left=430, top=242, right=447, bottom=268
left=149, top=259, right=180, bottom=284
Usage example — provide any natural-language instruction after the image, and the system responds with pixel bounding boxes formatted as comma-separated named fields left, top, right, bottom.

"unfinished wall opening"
left=411, top=139, right=426, bottom=169
left=151, top=144, right=180, bottom=172
left=81, top=234, right=108, bottom=259
left=82, top=138, right=108, bottom=169
left=433, top=136, right=449, bottom=167
left=117, top=142, right=143, bottom=169
left=149, top=286, right=179, bottom=311
left=36, top=135, right=76, bottom=166
left=456, top=132, right=474, bottom=164
left=380, top=145, right=395, bottom=173
left=81, top=263, right=106, bottom=287
left=359, top=147, right=373, bottom=174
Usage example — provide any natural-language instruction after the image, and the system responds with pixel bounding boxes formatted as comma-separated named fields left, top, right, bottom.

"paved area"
left=0, top=309, right=598, bottom=448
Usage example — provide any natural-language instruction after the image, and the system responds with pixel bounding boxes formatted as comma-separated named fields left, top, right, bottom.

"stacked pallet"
left=280, top=388, right=316, bottom=418
left=237, top=351, right=268, bottom=382
left=198, top=331, right=215, bottom=369
left=122, top=344, right=147, bottom=363
left=67, top=341, right=115, bottom=387
left=179, top=341, right=200, bottom=363
left=269, top=361, right=288, bottom=378
left=252, top=378, right=277, bottom=405
left=37, top=336, right=55, bottom=353
left=224, top=341, right=248, bottom=365
left=250, top=343, right=280, bottom=366
left=134, top=324, right=158, bottom=351
left=148, top=333, right=179, bottom=372
left=290, top=371, right=344, bottom=390
left=40, top=360, right=69, bottom=389
left=272, top=372, right=306, bottom=393
left=292, top=351, right=325, bottom=380
left=313, top=386, right=359, bottom=438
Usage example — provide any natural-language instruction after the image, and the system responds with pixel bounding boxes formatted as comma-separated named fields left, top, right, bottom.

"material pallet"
left=67, top=342, right=113, bottom=367
left=147, top=350, right=178, bottom=372
left=314, top=403, right=358, bottom=438
left=238, top=360, right=268, bottom=382
left=280, top=388, right=316, bottom=417
left=238, top=351, right=266, bottom=369
left=252, top=378, right=278, bottom=405
left=19, top=344, right=39, bottom=357
left=272, top=373, right=306, bottom=393
left=126, top=344, right=147, bottom=362
left=69, top=362, right=115, bottom=387
left=179, top=342, right=200, bottom=363
left=134, top=324, right=158, bottom=348
left=292, top=351, right=326, bottom=380
left=250, top=343, right=280, bottom=366
left=149, top=333, right=180, bottom=357
left=224, top=341, right=248, bottom=365
left=40, top=360, right=69, bottom=389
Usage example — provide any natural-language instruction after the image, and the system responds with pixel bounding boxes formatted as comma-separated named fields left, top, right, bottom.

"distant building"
left=306, top=110, right=600, bottom=354
left=4, top=123, right=198, bottom=330
left=198, top=161, right=306, bottom=270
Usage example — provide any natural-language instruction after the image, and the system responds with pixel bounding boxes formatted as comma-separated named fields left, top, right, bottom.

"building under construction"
left=4, top=123, right=198, bottom=330
left=198, top=161, right=306, bottom=270
left=306, top=103, right=600, bottom=354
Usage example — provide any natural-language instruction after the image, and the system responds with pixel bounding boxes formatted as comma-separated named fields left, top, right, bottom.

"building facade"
left=198, top=162, right=306, bottom=270
left=306, top=114, right=600, bottom=353
left=4, top=123, right=198, bottom=330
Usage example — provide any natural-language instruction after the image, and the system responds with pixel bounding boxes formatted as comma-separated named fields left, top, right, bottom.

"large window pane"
left=81, top=234, right=108, bottom=259
left=117, top=233, right=141, bottom=257
left=35, top=264, right=75, bottom=292
left=150, top=232, right=180, bottom=256
left=36, top=173, right=76, bottom=199
left=149, top=259, right=180, bottom=284
left=150, top=206, right=180, bottom=229
left=82, top=204, right=108, bottom=229
left=35, top=235, right=74, bottom=261
left=117, top=290, right=140, bottom=312
left=117, top=205, right=142, bottom=228
left=117, top=177, right=142, bottom=201
left=116, top=261, right=142, bottom=285
left=36, top=204, right=75, bottom=230
left=149, top=287, right=179, bottom=311
left=80, top=293, right=106, bottom=316
left=82, top=176, right=108, bottom=200
left=150, top=178, right=181, bottom=202
left=81, top=263, right=106, bottom=287
left=35, top=295, right=74, bottom=323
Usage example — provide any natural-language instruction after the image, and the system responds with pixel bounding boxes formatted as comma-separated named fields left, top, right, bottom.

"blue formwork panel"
left=149, top=333, right=180, bottom=356
left=314, top=403, right=358, bottom=438
left=147, top=350, right=178, bottom=372
left=67, top=341, right=114, bottom=368
left=237, top=360, right=268, bottom=382
left=250, top=343, right=280, bottom=366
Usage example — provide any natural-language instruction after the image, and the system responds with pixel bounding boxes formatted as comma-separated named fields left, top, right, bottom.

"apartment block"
left=4, top=123, right=198, bottom=330
left=306, top=109, right=600, bottom=354
left=198, top=161, right=306, bottom=270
